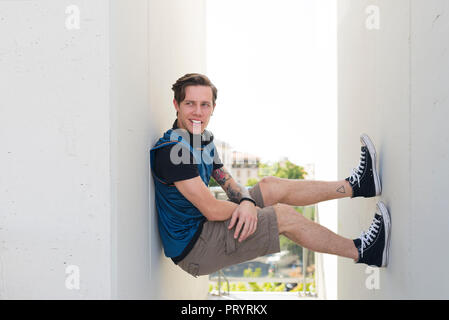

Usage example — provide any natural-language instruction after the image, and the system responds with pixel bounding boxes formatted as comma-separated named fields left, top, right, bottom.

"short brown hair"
left=172, top=73, right=218, bottom=106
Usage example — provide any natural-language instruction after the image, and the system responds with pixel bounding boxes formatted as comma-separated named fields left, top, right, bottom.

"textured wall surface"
left=110, top=0, right=209, bottom=299
left=338, top=0, right=449, bottom=299
left=0, top=0, right=208, bottom=299
left=0, top=0, right=111, bottom=299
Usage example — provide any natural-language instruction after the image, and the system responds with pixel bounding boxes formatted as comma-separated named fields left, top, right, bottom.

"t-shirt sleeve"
left=153, top=144, right=199, bottom=184
left=153, top=143, right=225, bottom=184
left=213, top=147, right=224, bottom=171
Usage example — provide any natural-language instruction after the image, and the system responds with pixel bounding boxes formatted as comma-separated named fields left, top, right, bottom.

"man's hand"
left=228, top=201, right=258, bottom=242
left=211, top=166, right=259, bottom=238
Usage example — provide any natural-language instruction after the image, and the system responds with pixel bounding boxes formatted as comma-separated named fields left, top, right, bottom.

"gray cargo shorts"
left=177, top=182, right=280, bottom=277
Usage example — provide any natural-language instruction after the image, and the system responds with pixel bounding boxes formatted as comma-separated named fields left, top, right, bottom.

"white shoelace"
left=358, top=217, right=381, bottom=258
left=348, top=149, right=366, bottom=188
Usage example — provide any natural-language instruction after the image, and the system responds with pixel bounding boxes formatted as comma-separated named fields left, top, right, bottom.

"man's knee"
left=273, top=203, right=303, bottom=235
left=259, top=175, right=280, bottom=187
left=258, top=176, right=281, bottom=206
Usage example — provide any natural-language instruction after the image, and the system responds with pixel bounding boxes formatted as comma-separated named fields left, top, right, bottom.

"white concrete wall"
left=111, top=0, right=209, bottom=300
left=0, top=0, right=208, bottom=299
left=337, top=0, right=449, bottom=299
left=0, top=0, right=111, bottom=299
left=312, top=0, right=338, bottom=300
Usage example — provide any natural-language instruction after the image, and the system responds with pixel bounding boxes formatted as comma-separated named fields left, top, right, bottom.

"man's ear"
left=173, top=98, right=180, bottom=111
left=173, top=98, right=180, bottom=116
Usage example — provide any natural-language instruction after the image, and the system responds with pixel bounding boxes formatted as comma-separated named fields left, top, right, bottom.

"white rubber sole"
left=360, top=133, right=382, bottom=196
left=376, top=201, right=391, bottom=267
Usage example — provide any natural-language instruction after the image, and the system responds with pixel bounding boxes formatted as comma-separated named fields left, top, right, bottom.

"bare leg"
left=274, top=203, right=358, bottom=261
left=259, top=176, right=353, bottom=207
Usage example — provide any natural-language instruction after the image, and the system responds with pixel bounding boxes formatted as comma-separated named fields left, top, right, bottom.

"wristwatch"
left=239, top=197, right=256, bottom=206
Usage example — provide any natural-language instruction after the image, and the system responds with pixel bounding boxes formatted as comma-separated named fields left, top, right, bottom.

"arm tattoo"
left=226, top=185, right=242, bottom=203
left=226, top=183, right=251, bottom=204
left=212, top=167, right=231, bottom=186
left=212, top=167, right=252, bottom=204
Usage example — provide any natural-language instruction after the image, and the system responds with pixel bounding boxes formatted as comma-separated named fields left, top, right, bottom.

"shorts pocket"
left=225, top=228, right=254, bottom=256
left=225, top=232, right=237, bottom=255
left=223, top=219, right=237, bottom=255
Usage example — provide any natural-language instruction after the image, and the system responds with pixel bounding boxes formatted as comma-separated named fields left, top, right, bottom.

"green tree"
left=262, top=160, right=306, bottom=180
left=244, top=267, right=263, bottom=291
left=257, top=159, right=307, bottom=182
left=209, top=177, right=219, bottom=187
left=262, top=282, right=274, bottom=291
left=258, top=159, right=310, bottom=266
left=243, top=267, right=262, bottom=278
left=248, top=282, right=263, bottom=291
left=243, top=267, right=253, bottom=278
left=236, top=282, right=247, bottom=291
left=274, top=283, right=286, bottom=292
left=246, top=178, right=259, bottom=187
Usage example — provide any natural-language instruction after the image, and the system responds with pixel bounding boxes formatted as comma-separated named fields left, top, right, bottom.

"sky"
left=205, top=1, right=339, bottom=296
left=205, top=0, right=337, bottom=167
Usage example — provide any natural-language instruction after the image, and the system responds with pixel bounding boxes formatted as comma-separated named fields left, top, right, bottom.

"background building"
left=231, top=151, right=260, bottom=186
left=214, top=139, right=261, bottom=186
left=213, top=138, right=233, bottom=170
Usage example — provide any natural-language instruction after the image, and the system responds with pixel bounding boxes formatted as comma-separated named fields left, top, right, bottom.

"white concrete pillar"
left=338, top=0, right=449, bottom=299
left=0, top=0, right=208, bottom=299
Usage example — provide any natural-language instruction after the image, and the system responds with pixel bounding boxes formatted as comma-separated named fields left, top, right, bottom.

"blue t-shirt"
left=150, top=121, right=221, bottom=263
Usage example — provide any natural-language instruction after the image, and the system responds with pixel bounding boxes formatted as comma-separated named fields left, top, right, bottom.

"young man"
left=150, top=73, right=391, bottom=277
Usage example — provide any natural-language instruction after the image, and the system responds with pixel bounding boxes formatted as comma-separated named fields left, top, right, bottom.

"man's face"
left=174, top=85, right=215, bottom=135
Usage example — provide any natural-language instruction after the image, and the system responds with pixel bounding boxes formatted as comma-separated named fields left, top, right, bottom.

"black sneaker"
left=353, top=201, right=391, bottom=267
left=346, top=133, right=381, bottom=198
